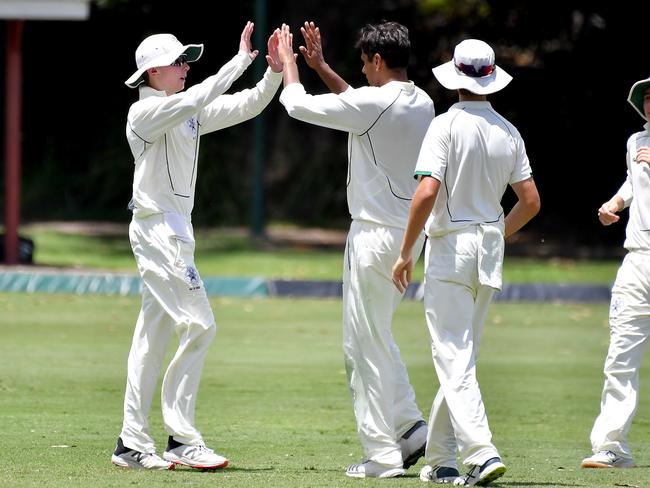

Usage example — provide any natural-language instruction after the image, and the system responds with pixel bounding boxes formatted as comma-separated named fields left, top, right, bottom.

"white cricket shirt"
left=616, top=125, right=650, bottom=251
left=279, top=81, right=435, bottom=229
left=415, top=101, right=532, bottom=238
left=127, top=52, right=282, bottom=219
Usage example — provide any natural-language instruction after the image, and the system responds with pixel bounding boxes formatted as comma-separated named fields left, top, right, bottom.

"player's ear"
left=373, top=53, right=382, bottom=69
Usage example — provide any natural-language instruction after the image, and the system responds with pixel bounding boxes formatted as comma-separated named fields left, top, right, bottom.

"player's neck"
left=458, top=90, right=486, bottom=102
left=380, top=69, right=408, bottom=85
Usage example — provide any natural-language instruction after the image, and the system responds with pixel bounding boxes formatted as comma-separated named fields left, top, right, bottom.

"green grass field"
left=23, top=225, right=621, bottom=284
left=2, top=293, right=650, bottom=487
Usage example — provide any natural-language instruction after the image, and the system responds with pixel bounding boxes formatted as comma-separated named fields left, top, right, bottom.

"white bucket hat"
left=628, top=76, right=650, bottom=120
left=432, top=39, right=512, bottom=95
left=125, top=33, right=203, bottom=88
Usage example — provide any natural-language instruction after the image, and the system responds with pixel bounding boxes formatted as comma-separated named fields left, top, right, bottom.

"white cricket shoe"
left=399, top=420, right=427, bottom=469
left=420, top=464, right=461, bottom=483
left=111, top=437, right=174, bottom=470
left=581, top=450, right=635, bottom=468
left=454, top=457, right=506, bottom=486
left=345, top=460, right=405, bottom=478
left=163, top=436, right=229, bottom=470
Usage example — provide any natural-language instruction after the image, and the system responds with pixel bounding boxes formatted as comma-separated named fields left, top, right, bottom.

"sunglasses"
left=454, top=61, right=494, bottom=78
left=170, top=54, right=188, bottom=67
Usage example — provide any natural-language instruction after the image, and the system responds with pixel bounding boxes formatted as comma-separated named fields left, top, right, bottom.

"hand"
left=239, top=21, right=259, bottom=61
left=635, top=146, right=650, bottom=166
left=266, top=29, right=283, bottom=73
left=597, top=200, right=620, bottom=226
left=391, top=253, right=413, bottom=294
left=299, top=21, right=326, bottom=70
left=276, top=23, right=296, bottom=65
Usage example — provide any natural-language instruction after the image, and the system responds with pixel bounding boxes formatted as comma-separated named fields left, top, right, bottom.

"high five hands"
left=299, top=21, right=326, bottom=70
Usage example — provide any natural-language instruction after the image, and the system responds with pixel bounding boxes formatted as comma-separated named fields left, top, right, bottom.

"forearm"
left=282, top=58, right=300, bottom=87
left=505, top=177, right=540, bottom=238
left=200, top=68, right=282, bottom=133
left=606, top=195, right=625, bottom=212
left=504, top=201, right=540, bottom=238
left=130, top=52, right=251, bottom=140
left=313, top=62, right=349, bottom=94
left=400, top=178, right=438, bottom=258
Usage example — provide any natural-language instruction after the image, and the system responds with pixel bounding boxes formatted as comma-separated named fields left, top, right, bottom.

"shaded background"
left=0, top=0, right=647, bottom=255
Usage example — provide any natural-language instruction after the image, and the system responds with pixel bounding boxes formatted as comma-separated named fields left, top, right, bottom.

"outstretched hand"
left=266, top=29, right=283, bottom=72
left=276, top=23, right=296, bottom=65
left=239, top=21, right=259, bottom=61
left=299, top=21, right=326, bottom=70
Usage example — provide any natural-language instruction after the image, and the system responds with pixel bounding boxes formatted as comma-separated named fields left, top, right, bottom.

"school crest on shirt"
left=609, top=295, right=624, bottom=318
left=186, top=117, right=198, bottom=139
left=185, top=266, right=201, bottom=291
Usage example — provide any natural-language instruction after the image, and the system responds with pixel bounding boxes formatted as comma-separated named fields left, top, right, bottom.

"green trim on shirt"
left=414, top=170, right=432, bottom=180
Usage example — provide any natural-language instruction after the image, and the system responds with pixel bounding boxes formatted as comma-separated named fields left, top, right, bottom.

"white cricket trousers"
left=422, top=228, right=501, bottom=468
left=342, top=220, right=425, bottom=467
left=590, top=251, right=650, bottom=458
left=120, top=214, right=216, bottom=453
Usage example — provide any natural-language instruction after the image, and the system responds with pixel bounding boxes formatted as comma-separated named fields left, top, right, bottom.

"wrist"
left=313, top=61, right=330, bottom=73
left=399, top=247, right=411, bottom=260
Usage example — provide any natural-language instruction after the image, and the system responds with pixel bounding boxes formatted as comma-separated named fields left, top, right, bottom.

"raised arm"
left=277, top=23, right=299, bottom=86
left=265, top=28, right=283, bottom=73
left=299, top=21, right=349, bottom=94
left=239, top=20, right=259, bottom=61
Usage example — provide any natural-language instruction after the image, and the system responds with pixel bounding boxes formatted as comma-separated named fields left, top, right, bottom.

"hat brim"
left=125, top=43, right=204, bottom=89
left=628, top=78, right=650, bottom=120
left=432, top=60, right=512, bottom=95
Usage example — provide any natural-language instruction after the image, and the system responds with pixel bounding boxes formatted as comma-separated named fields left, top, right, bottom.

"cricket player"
left=581, top=75, right=650, bottom=470
left=111, top=22, right=283, bottom=470
left=276, top=21, right=433, bottom=478
left=392, top=39, right=540, bottom=485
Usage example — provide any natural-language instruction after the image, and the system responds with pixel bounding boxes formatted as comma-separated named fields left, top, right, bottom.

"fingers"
left=241, top=20, right=254, bottom=41
left=300, top=21, right=321, bottom=50
left=391, top=270, right=408, bottom=294
left=280, top=23, right=292, bottom=45
left=391, top=273, right=404, bottom=293
left=391, top=258, right=411, bottom=294
left=597, top=204, right=620, bottom=226
left=239, top=21, right=255, bottom=55
left=635, top=146, right=650, bottom=165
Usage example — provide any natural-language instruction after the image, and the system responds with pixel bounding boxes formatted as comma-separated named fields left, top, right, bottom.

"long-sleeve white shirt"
left=279, top=81, right=435, bottom=229
left=616, top=124, right=650, bottom=251
left=127, top=51, right=283, bottom=218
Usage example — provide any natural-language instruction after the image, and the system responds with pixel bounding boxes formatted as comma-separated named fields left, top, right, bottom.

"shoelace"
left=196, top=444, right=215, bottom=455
left=460, top=465, right=479, bottom=485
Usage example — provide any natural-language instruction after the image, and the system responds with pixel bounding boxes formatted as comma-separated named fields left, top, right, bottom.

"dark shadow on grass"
left=499, top=482, right=587, bottom=487
left=171, top=466, right=275, bottom=474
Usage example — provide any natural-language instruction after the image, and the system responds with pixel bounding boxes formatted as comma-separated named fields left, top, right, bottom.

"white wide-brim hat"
left=628, top=76, right=650, bottom=120
left=125, top=33, right=203, bottom=88
left=432, top=39, right=512, bottom=95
